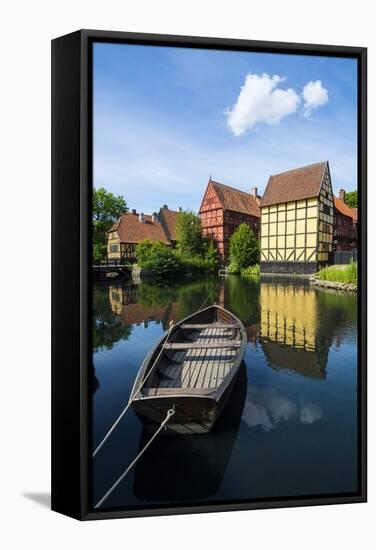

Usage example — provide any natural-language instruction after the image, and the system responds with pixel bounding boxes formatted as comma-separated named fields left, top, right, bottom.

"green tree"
left=202, top=238, right=219, bottom=271
left=176, top=211, right=204, bottom=255
left=135, top=240, right=181, bottom=275
left=134, top=239, right=154, bottom=265
left=92, top=187, right=127, bottom=261
left=344, top=190, right=357, bottom=209
left=229, top=224, right=260, bottom=272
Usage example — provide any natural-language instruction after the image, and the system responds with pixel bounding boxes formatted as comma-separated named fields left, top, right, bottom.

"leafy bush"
left=317, top=261, right=357, bottom=284
left=241, top=264, right=260, bottom=277
left=202, top=238, right=219, bottom=271
left=175, top=236, right=218, bottom=272
left=227, top=261, right=240, bottom=274
left=135, top=240, right=181, bottom=275
left=93, top=242, right=107, bottom=263
left=135, top=234, right=218, bottom=276
left=229, top=224, right=260, bottom=270
left=134, top=239, right=154, bottom=265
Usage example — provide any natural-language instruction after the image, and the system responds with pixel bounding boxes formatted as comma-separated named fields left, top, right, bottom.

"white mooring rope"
left=93, top=279, right=224, bottom=458
left=92, top=321, right=175, bottom=458
left=94, top=407, right=176, bottom=509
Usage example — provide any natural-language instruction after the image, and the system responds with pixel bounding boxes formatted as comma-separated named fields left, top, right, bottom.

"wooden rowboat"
left=130, top=304, right=247, bottom=434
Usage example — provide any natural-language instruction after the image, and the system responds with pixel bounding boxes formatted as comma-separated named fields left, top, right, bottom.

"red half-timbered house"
left=199, top=178, right=261, bottom=259
left=333, top=190, right=358, bottom=251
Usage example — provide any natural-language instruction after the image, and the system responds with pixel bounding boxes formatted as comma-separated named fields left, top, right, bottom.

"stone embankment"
left=310, top=276, right=357, bottom=292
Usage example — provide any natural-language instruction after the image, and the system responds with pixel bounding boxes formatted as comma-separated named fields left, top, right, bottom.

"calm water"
left=92, top=275, right=358, bottom=510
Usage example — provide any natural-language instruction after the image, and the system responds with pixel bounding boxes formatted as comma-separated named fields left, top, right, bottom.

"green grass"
left=317, top=261, right=357, bottom=284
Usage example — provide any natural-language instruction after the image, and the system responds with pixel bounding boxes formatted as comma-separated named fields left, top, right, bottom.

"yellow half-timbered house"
left=107, top=207, right=179, bottom=262
left=260, top=161, right=334, bottom=274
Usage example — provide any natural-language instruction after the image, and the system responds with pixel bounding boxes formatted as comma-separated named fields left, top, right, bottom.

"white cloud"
left=302, top=80, right=329, bottom=118
left=226, top=73, right=301, bottom=136
left=95, top=90, right=355, bottom=212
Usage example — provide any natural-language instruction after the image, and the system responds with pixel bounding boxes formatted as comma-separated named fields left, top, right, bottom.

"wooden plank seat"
left=130, top=304, right=247, bottom=432
left=164, top=341, right=241, bottom=350
left=181, top=323, right=239, bottom=330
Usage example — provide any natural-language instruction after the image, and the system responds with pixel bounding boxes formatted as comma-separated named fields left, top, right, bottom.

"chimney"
left=339, top=189, right=346, bottom=201
left=250, top=187, right=258, bottom=199
left=152, top=212, right=158, bottom=222
left=132, top=208, right=137, bottom=215
left=139, top=212, right=145, bottom=223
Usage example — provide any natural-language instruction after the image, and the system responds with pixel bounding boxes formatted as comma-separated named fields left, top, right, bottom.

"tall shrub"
left=135, top=240, right=180, bottom=275
left=229, top=223, right=260, bottom=272
left=176, top=211, right=204, bottom=255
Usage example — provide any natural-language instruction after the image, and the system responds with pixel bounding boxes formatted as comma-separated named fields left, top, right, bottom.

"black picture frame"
left=51, top=29, right=367, bottom=521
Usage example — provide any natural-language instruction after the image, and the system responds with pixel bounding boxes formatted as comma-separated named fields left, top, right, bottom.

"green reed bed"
left=317, top=261, right=357, bottom=284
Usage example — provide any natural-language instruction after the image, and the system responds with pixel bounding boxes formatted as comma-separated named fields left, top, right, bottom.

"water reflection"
left=93, top=286, right=132, bottom=352
left=92, top=275, right=358, bottom=506
left=242, top=387, right=323, bottom=432
left=108, top=278, right=221, bottom=330
left=259, top=278, right=356, bottom=380
left=133, top=364, right=247, bottom=501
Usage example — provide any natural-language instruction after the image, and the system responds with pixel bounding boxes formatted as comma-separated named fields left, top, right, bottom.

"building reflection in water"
left=108, top=277, right=223, bottom=332
left=259, top=279, right=330, bottom=380
left=108, top=284, right=180, bottom=330
left=108, top=278, right=348, bottom=382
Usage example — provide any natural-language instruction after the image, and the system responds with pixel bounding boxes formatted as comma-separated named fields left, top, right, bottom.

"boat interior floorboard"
left=156, top=327, right=238, bottom=391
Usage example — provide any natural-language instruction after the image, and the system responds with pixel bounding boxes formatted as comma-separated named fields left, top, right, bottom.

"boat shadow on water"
left=133, top=362, right=247, bottom=502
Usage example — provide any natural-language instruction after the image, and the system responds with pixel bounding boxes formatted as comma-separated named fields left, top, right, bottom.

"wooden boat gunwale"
left=129, top=304, right=247, bottom=404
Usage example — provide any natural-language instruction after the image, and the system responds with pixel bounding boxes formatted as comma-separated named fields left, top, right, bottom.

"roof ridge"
left=270, top=161, right=327, bottom=179
left=260, top=162, right=329, bottom=207
left=211, top=179, right=256, bottom=198
left=159, top=207, right=180, bottom=213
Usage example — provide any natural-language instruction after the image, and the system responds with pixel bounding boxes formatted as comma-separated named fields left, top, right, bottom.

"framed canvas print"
left=51, top=29, right=367, bottom=520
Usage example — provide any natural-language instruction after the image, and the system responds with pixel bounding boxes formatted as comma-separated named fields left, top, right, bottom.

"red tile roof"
left=109, top=208, right=180, bottom=244
left=208, top=179, right=261, bottom=217
left=159, top=208, right=179, bottom=241
left=350, top=208, right=358, bottom=222
left=109, top=212, right=170, bottom=244
left=260, top=162, right=328, bottom=207
left=334, top=197, right=357, bottom=220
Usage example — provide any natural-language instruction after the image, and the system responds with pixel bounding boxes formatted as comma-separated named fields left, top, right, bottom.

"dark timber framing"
left=260, top=163, right=334, bottom=274
left=52, top=29, right=367, bottom=521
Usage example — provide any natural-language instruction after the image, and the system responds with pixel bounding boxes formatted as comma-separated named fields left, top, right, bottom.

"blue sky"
left=93, top=42, right=357, bottom=213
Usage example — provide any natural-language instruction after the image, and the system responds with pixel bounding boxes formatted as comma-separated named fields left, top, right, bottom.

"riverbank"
left=310, top=276, right=357, bottom=292
left=310, top=262, right=357, bottom=292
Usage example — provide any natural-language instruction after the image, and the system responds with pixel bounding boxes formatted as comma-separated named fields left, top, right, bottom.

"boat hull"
left=130, top=304, right=247, bottom=434
left=132, top=363, right=243, bottom=434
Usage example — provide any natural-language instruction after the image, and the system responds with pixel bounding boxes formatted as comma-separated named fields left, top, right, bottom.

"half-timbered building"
left=260, top=161, right=334, bottom=274
left=107, top=207, right=179, bottom=262
left=333, top=190, right=358, bottom=251
left=199, top=178, right=261, bottom=259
